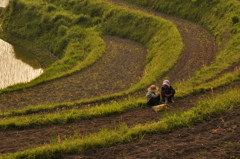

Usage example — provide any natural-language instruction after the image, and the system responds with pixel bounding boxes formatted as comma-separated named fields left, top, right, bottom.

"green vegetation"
left=0, top=0, right=106, bottom=92
left=0, top=0, right=182, bottom=95
left=1, top=89, right=239, bottom=159
left=0, top=99, right=145, bottom=130
left=0, top=0, right=240, bottom=158
left=125, top=0, right=240, bottom=90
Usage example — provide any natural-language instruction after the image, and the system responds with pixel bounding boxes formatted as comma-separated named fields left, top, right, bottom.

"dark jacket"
left=161, top=86, right=175, bottom=97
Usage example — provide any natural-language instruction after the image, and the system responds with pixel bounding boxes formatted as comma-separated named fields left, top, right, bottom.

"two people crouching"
left=146, top=80, right=175, bottom=106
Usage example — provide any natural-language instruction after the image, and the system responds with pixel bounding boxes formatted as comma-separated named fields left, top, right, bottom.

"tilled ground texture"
left=0, top=0, right=239, bottom=158
left=0, top=0, right=218, bottom=111
left=0, top=36, right=148, bottom=110
left=66, top=107, right=240, bottom=159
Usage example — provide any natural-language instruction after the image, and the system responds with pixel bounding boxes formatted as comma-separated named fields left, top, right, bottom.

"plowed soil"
left=0, top=0, right=239, bottom=158
left=66, top=106, right=240, bottom=159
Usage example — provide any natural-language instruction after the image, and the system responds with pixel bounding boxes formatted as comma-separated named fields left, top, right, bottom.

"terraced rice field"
left=0, top=0, right=239, bottom=158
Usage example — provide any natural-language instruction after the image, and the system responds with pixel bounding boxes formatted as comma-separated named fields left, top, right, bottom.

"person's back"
left=146, top=85, right=161, bottom=106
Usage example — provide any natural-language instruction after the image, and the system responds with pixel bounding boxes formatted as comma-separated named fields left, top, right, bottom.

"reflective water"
left=0, top=0, right=44, bottom=89
left=0, top=39, right=43, bottom=89
left=0, top=0, right=9, bottom=7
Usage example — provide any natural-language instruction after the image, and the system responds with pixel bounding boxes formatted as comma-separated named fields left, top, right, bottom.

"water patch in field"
left=0, top=0, right=9, bottom=8
left=0, top=39, right=43, bottom=89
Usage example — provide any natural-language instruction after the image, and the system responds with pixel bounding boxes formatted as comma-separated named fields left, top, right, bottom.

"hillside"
left=0, top=0, right=219, bottom=110
left=0, top=0, right=239, bottom=158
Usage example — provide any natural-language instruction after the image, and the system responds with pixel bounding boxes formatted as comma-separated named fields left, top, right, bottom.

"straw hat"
left=147, top=85, right=159, bottom=92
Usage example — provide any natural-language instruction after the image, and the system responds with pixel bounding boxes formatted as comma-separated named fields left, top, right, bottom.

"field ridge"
left=0, top=0, right=239, bottom=158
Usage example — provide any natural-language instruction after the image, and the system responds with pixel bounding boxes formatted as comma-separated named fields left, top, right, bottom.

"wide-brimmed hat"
left=162, top=80, right=170, bottom=87
left=147, top=85, right=159, bottom=92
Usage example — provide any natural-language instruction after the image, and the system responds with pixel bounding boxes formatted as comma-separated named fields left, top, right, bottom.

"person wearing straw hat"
left=161, top=80, right=175, bottom=104
left=146, top=85, right=161, bottom=106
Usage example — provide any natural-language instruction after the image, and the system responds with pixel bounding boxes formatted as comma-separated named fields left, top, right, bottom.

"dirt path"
left=1, top=0, right=238, bottom=158
left=67, top=106, right=240, bottom=159
left=0, top=36, right=148, bottom=110
left=0, top=83, right=239, bottom=157
left=104, top=0, right=219, bottom=83
left=0, top=0, right=218, bottom=111
left=0, top=88, right=210, bottom=154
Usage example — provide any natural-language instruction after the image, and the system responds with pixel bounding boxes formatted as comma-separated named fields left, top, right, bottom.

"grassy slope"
left=124, top=0, right=240, bottom=90
left=0, top=0, right=182, bottom=96
left=1, top=0, right=239, bottom=116
left=0, top=0, right=240, bottom=158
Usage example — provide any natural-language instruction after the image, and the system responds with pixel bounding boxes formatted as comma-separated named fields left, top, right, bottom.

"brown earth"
left=0, top=35, right=149, bottom=110
left=0, top=0, right=239, bottom=158
left=66, top=106, right=240, bottom=159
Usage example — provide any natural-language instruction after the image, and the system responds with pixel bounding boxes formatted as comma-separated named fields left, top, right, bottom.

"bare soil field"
left=0, top=0, right=239, bottom=158
left=66, top=106, right=240, bottom=159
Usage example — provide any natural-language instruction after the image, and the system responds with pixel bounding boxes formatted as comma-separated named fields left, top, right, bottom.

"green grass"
left=0, top=0, right=239, bottom=122
left=1, top=69, right=239, bottom=129
left=0, top=99, right=145, bottom=130
left=125, top=0, right=240, bottom=87
left=0, top=0, right=240, bottom=158
left=0, top=0, right=106, bottom=92
left=1, top=88, right=239, bottom=159
left=1, top=69, right=238, bottom=119
left=0, top=0, right=182, bottom=96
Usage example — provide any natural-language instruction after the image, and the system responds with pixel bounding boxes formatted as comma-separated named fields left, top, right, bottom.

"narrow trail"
left=0, top=0, right=228, bottom=157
